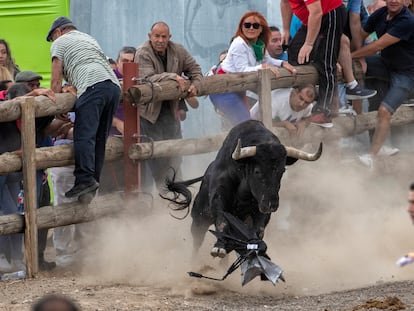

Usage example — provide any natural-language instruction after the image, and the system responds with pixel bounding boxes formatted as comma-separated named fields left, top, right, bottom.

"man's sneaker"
left=402, top=99, right=414, bottom=107
left=65, top=181, right=99, bottom=198
left=338, top=104, right=357, bottom=116
left=378, top=145, right=399, bottom=156
left=310, top=113, right=333, bottom=128
left=346, top=84, right=377, bottom=100
left=78, top=188, right=98, bottom=204
left=359, top=154, right=373, bottom=168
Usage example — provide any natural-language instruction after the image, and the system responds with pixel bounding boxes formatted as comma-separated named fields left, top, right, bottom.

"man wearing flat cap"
left=15, top=70, right=42, bottom=88
left=46, top=16, right=121, bottom=203
left=14, top=70, right=55, bottom=100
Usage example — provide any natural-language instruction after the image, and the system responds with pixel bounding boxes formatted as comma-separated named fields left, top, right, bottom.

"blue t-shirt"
left=364, top=6, right=414, bottom=75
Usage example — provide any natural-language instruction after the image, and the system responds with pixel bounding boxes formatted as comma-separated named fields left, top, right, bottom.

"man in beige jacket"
left=134, top=21, right=202, bottom=190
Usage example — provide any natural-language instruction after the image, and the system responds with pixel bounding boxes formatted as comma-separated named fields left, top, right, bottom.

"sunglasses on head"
left=243, top=22, right=261, bottom=30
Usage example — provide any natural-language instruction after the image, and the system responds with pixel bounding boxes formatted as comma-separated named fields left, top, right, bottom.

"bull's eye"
left=253, top=168, right=264, bottom=179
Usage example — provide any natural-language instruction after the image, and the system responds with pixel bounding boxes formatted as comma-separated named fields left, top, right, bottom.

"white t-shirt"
left=221, top=36, right=283, bottom=73
left=250, top=88, right=313, bottom=122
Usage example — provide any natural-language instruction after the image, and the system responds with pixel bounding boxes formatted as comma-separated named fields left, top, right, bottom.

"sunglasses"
left=243, top=22, right=261, bottom=30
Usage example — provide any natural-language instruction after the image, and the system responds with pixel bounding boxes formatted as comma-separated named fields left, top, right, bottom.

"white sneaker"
left=378, top=146, right=399, bottom=156
left=338, top=104, right=357, bottom=116
left=359, top=154, right=373, bottom=168
left=402, top=99, right=414, bottom=107
left=0, top=254, right=13, bottom=273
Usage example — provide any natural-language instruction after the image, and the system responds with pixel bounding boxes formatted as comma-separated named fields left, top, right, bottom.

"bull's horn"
left=285, top=143, right=322, bottom=161
left=232, top=139, right=257, bottom=160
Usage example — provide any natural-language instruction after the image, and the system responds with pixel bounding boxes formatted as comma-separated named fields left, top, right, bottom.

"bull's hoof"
left=210, top=247, right=227, bottom=258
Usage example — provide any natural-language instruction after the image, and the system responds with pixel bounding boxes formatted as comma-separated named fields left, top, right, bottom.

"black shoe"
left=39, top=258, right=56, bottom=271
left=65, top=181, right=99, bottom=198
left=78, top=188, right=98, bottom=204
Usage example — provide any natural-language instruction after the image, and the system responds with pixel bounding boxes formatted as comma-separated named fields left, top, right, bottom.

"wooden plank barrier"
left=0, top=64, right=413, bottom=278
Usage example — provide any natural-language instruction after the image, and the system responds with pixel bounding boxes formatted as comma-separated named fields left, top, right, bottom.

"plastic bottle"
left=17, top=187, right=24, bottom=215
left=0, top=270, right=26, bottom=280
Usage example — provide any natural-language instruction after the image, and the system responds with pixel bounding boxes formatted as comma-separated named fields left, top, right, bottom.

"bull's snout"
left=258, top=194, right=279, bottom=213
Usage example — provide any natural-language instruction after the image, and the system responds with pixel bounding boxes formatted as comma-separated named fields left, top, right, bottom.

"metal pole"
left=122, top=62, right=140, bottom=194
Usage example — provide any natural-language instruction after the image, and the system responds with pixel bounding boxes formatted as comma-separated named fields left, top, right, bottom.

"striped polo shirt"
left=50, top=30, right=120, bottom=97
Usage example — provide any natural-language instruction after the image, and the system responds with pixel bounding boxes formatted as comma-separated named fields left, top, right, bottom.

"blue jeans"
left=140, top=103, right=183, bottom=191
left=366, top=55, right=414, bottom=113
left=0, top=173, right=23, bottom=261
left=209, top=92, right=250, bottom=126
left=73, top=80, right=120, bottom=185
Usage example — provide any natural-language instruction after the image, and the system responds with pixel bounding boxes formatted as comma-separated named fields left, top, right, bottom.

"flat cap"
left=46, top=16, right=74, bottom=42
left=15, top=71, right=43, bottom=82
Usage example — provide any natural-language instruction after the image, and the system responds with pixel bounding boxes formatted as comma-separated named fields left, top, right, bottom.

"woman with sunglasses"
left=210, top=11, right=296, bottom=127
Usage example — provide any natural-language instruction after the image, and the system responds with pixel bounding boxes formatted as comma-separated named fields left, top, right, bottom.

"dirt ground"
left=1, top=150, right=414, bottom=311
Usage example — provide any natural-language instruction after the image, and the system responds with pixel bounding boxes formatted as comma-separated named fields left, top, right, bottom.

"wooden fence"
left=0, top=65, right=414, bottom=277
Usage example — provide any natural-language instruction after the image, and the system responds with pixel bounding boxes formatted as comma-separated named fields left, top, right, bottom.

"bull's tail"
left=160, top=169, right=203, bottom=219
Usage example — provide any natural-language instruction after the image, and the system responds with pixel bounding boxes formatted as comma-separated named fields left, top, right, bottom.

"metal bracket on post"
left=123, top=62, right=140, bottom=195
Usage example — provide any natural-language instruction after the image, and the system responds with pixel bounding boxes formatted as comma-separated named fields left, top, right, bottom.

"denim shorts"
left=366, top=55, right=414, bottom=113
left=383, top=73, right=414, bottom=113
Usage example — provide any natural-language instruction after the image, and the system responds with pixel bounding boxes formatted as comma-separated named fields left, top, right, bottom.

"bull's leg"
left=190, top=217, right=210, bottom=257
left=190, top=191, right=212, bottom=257
left=211, top=212, right=228, bottom=258
left=254, top=213, right=271, bottom=240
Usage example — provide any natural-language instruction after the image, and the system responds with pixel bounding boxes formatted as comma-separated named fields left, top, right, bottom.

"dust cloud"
left=78, top=146, right=414, bottom=298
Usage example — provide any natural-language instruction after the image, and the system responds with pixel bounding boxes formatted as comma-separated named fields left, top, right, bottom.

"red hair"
left=234, top=11, right=271, bottom=47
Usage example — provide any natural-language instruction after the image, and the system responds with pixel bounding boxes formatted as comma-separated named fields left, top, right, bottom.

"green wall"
left=0, top=0, right=70, bottom=87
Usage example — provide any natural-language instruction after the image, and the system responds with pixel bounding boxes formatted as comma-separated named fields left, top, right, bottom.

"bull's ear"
left=286, top=157, right=298, bottom=166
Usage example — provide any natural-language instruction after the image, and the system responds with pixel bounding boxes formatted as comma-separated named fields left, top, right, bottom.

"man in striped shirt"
left=47, top=16, right=121, bottom=203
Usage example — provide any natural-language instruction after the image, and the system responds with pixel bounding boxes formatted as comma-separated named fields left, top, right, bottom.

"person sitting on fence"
left=351, top=0, right=414, bottom=168
left=210, top=11, right=297, bottom=127
left=47, top=16, right=121, bottom=203
left=134, top=21, right=202, bottom=191
left=250, top=84, right=315, bottom=137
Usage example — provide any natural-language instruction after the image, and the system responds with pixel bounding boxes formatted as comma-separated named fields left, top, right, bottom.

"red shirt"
left=289, top=0, right=342, bottom=25
left=0, top=90, right=7, bottom=101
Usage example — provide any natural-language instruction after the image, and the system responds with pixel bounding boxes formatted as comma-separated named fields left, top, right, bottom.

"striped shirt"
left=51, top=30, right=120, bottom=97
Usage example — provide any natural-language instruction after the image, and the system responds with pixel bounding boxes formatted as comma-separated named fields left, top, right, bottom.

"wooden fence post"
left=258, top=68, right=273, bottom=130
left=20, top=96, right=38, bottom=277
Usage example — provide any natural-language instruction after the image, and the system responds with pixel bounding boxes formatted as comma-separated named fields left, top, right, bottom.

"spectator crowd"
left=0, top=0, right=413, bottom=281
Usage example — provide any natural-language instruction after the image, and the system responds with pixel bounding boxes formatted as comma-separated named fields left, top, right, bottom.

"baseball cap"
left=46, top=16, right=75, bottom=42
left=15, top=71, right=43, bottom=82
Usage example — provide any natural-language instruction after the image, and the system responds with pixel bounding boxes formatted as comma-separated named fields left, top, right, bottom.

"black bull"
left=161, top=120, right=322, bottom=258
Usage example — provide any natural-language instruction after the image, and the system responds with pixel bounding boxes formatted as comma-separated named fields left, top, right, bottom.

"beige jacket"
left=134, top=41, right=202, bottom=123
